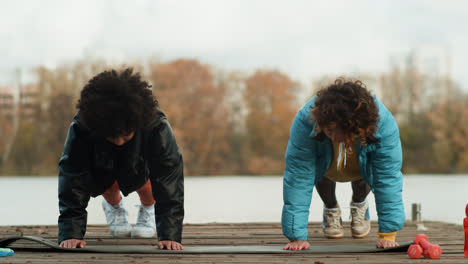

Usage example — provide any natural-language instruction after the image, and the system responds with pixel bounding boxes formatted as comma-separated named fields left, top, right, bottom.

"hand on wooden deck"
left=59, top=239, right=87, bottom=248
left=376, top=239, right=399, bottom=249
left=157, top=240, right=184, bottom=250
left=283, top=240, right=310, bottom=250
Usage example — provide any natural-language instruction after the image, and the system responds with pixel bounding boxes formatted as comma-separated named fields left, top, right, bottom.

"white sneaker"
left=131, top=204, right=156, bottom=238
left=102, top=199, right=132, bottom=237
left=322, top=207, right=344, bottom=239
left=350, top=200, right=371, bottom=238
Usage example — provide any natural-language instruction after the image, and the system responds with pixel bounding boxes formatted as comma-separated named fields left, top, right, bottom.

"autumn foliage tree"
left=0, top=114, right=12, bottom=170
left=150, top=59, right=235, bottom=175
left=428, top=98, right=468, bottom=172
left=244, top=70, right=298, bottom=174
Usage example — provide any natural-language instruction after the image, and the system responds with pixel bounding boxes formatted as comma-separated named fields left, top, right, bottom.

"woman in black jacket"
left=58, top=68, right=184, bottom=250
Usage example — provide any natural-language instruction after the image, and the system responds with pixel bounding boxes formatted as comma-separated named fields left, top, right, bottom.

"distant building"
left=0, top=85, right=14, bottom=120
left=0, top=84, right=40, bottom=121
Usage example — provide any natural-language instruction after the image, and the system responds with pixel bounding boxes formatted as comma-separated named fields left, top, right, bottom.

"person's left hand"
left=157, top=240, right=184, bottom=250
left=376, top=239, right=399, bottom=248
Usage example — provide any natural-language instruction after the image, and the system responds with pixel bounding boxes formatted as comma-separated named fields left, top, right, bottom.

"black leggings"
left=315, top=177, right=371, bottom=208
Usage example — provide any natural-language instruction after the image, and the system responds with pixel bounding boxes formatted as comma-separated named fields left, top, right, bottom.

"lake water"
left=0, top=175, right=466, bottom=226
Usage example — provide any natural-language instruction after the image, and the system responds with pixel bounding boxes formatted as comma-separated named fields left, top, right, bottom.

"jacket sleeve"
left=58, top=122, right=91, bottom=244
left=282, top=108, right=317, bottom=241
left=149, top=118, right=184, bottom=243
left=371, top=114, right=405, bottom=233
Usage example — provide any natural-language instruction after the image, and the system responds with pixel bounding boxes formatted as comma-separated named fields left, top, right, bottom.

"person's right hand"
left=59, top=239, right=86, bottom=248
left=283, top=240, right=310, bottom=251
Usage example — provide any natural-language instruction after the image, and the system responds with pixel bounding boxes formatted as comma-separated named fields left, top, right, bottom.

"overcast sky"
left=1, top=0, right=467, bottom=91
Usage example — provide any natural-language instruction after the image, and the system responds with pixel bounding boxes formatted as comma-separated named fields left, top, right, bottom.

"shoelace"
left=324, top=212, right=341, bottom=228
left=350, top=206, right=366, bottom=224
left=135, top=205, right=151, bottom=227
left=106, top=207, right=128, bottom=225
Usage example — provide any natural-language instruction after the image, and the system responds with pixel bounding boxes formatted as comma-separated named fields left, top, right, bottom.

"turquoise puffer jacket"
left=282, top=96, right=404, bottom=241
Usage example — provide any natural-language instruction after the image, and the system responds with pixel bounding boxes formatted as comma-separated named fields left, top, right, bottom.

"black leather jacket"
left=58, top=110, right=184, bottom=244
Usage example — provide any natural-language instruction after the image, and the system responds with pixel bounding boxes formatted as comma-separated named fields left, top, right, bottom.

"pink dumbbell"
left=413, top=234, right=442, bottom=259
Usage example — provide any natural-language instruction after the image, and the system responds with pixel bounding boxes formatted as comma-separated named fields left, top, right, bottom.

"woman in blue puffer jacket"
left=282, top=78, right=405, bottom=250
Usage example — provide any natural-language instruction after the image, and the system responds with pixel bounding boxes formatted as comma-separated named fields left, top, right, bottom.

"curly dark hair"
left=311, top=78, right=379, bottom=147
left=77, top=68, right=158, bottom=138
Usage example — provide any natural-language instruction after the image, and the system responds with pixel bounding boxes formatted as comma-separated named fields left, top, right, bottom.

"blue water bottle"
left=0, top=248, right=14, bottom=257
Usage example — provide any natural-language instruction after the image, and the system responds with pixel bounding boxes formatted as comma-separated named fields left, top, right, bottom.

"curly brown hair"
left=77, top=68, right=158, bottom=138
left=311, top=78, right=379, bottom=147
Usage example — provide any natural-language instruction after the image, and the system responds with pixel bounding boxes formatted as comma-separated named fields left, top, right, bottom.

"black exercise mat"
left=0, top=236, right=412, bottom=254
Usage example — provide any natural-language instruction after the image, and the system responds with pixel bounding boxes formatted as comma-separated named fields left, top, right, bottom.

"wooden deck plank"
left=0, top=221, right=465, bottom=263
